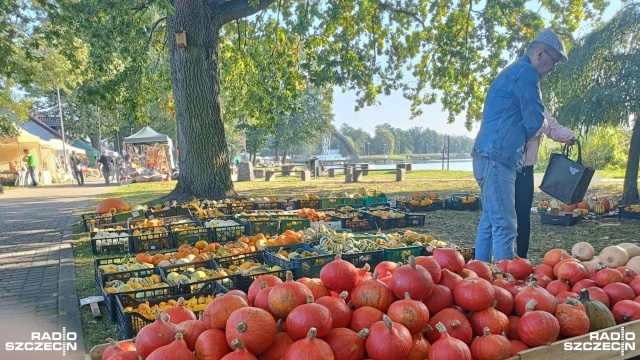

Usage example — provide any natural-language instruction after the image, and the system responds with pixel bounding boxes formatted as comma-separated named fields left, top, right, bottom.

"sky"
left=331, top=1, right=626, bottom=139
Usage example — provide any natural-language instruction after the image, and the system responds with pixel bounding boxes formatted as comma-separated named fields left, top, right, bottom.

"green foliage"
left=534, top=125, right=631, bottom=172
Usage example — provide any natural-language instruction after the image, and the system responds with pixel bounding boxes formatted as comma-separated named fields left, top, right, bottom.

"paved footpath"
left=0, top=179, right=111, bottom=360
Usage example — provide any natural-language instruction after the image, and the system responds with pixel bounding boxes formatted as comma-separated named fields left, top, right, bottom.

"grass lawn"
left=72, top=169, right=640, bottom=350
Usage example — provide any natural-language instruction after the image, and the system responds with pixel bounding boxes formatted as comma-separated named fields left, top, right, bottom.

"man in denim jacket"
left=471, top=29, right=568, bottom=262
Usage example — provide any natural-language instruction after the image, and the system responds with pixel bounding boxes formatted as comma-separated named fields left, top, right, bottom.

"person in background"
left=70, top=150, right=85, bottom=186
left=516, top=110, right=575, bottom=258
left=471, top=29, right=568, bottom=262
left=23, top=149, right=38, bottom=186
left=98, top=150, right=112, bottom=185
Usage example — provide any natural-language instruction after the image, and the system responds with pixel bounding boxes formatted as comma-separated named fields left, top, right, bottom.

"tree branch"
left=146, top=17, right=166, bottom=49
left=218, top=0, right=276, bottom=25
left=132, top=0, right=156, bottom=11
left=375, top=0, right=426, bottom=30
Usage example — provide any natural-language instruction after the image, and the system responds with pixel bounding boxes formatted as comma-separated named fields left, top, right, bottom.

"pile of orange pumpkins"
left=538, top=197, right=617, bottom=216
left=101, top=245, right=640, bottom=360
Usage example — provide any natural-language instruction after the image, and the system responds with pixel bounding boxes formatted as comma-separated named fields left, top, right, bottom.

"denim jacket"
left=471, top=56, right=545, bottom=171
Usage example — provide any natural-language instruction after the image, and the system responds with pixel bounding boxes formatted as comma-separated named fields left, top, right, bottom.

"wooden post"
left=345, top=167, right=353, bottom=183
left=353, top=170, right=363, bottom=182
left=328, top=168, right=336, bottom=177
left=396, top=168, right=406, bottom=182
left=362, top=163, right=369, bottom=176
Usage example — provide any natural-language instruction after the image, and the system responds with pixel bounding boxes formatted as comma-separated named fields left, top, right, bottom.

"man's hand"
left=565, top=138, right=577, bottom=146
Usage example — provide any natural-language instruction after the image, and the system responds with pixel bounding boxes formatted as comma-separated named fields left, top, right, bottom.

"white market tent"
left=124, top=126, right=175, bottom=169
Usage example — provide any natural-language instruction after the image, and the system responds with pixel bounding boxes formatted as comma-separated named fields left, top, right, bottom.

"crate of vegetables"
left=115, top=281, right=227, bottom=339
left=278, top=218, right=311, bottom=234
left=160, top=258, right=241, bottom=294
left=170, top=223, right=209, bottom=247
left=81, top=212, right=114, bottom=231
left=203, top=217, right=248, bottom=243
left=130, top=226, right=173, bottom=253
left=90, top=222, right=131, bottom=255
left=214, top=252, right=291, bottom=293
left=263, top=243, right=331, bottom=278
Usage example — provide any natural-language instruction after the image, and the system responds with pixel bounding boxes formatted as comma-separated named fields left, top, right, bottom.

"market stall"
left=123, top=126, right=175, bottom=182
left=0, top=128, right=56, bottom=185
left=72, top=139, right=100, bottom=167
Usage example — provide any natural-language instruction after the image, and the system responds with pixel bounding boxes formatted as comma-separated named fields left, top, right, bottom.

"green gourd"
left=579, top=289, right=616, bottom=331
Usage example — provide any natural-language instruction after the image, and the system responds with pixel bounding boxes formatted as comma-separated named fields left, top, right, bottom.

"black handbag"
left=539, top=139, right=594, bottom=205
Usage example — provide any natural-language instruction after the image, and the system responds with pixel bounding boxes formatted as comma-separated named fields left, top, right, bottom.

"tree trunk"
left=622, top=118, right=640, bottom=205
left=88, top=133, right=100, bottom=152
left=165, top=2, right=234, bottom=200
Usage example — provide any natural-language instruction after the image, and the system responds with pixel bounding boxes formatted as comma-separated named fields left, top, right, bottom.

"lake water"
left=368, top=159, right=473, bottom=172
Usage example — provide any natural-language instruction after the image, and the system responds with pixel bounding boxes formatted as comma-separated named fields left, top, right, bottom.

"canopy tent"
left=124, top=126, right=175, bottom=169
left=72, top=140, right=100, bottom=167
left=0, top=128, right=56, bottom=177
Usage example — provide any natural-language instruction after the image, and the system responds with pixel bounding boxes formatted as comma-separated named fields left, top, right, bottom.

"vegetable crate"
left=320, top=197, right=349, bottom=210
left=94, top=257, right=172, bottom=322
left=159, top=259, right=241, bottom=295
left=115, top=281, right=228, bottom=339
left=214, top=252, right=291, bottom=293
left=229, top=201, right=255, bottom=213
left=130, top=227, right=173, bottom=253
left=254, top=202, right=279, bottom=211
left=264, top=244, right=383, bottom=278
left=91, top=234, right=132, bottom=256
left=277, top=200, right=296, bottom=211
left=445, top=194, right=481, bottom=211
left=363, top=196, right=388, bottom=206
left=297, top=199, right=321, bottom=209
left=245, top=220, right=280, bottom=237
left=160, top=215, right=200, bottom=228
left=402, top=200, right=445, bottom=212
left=403, top=213, right=427, bottom=227
left=422, top=247, right=475, bottom=263
left=619, top=205, right=640, bottom=220
left=365, top=215, right=405, bottom=230
left=202, top=202, right=232, bottom=215
left=81, top=212, right=113, bottom=232
left=333, top=216, right=373, bottom=232
left=381, top=245, right=424, bottom=262
left=278, top=218, right=311, bottom=234
left=208, top=223, right=248, bottom=243
left=541, top=211, right=582, bottom=226
left=171, top=226, right=210, bottom=247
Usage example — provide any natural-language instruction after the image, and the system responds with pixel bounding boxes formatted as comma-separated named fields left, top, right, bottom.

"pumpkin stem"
left=230, top=338, right=245, bottom=350
left=565, top=297, right=580, bottom=306
left=307, top=327, right=318, bottom=339
left=276, top=319, right=284, bottom=333
left=407, top=255, right=416, bottom=267
left=306, top=295, right=314, bottom=304
left=579, top=288, right=591, bottom=302
left=372, top=270, right=379, bottom=279
left=177, top=297, right=185, bottom=306
left=339, top=291, right=348, bottom=300
left=525, top=299, right=538, bottom=312
left=260, top=281, right=268, bottom=290
left=490, top=300, right=498, bottom=308
left=334, top=254, right=343, bottom=261
left=382, top=314, right=393, bottom=329
left=435, top=322, right=448, bottom=334
left=451, top=320, right=460, bottom=328
left=506, top=273, right=515, bottom=282
left=482, top=327, right=491, bottom=336
left=106, top=338, right=119, bottom=349
left=236, top=322, right=247, bottom=333
left=362, top=263, right=370, bottom=272
left=404, top=292, right=412, bottom=300
left=285, top=270, right=294, bottom=281
left=358, top=328, right=371, bottom=339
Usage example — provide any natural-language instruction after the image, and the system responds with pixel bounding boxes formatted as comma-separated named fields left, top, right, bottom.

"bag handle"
left=561, top=139, right=582, bottom=164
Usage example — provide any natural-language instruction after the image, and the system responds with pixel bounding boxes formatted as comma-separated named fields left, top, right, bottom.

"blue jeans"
left=473, top=157, right=517, bottom=262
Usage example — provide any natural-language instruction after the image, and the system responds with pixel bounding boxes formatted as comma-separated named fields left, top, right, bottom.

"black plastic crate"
left=246, top=220, right=280, bottom=237
left=541, top=211, right=582, bottom=226
left=278, top=200, right=296, bottom=211
left=171, top=225, right=209, bottom=247
left=330, top=215, right=373, bottom=232
left=162, top=215, right=199, bottom=228
left=214, top=252, right=287, bottom=293
left=278, top=218, right=311, bottom=233
left=159, top=259, right=240, bottom=294
left=115, top=281, right=227, bottom=339
left=254, top=202, right=279, bottom=211
left=297, top=199, right=321, bottom=209
left=445, top=199, right=481, bottom=211
left=366, top=215, right=405, bottom=230
left=81, top=212, right=113, bottom=231
left=207, top=223, right=248, bottom=243
left=402, top=202, right=441, bottom=212
left=619, top=205, right=640, bottom=220
left=404, top=213, right=427, bottom=227
left=381, top=245, right=424, bottom=262
left=91, top=234, right=132, bottom=255
left=263, top=244, right=330, bottom=278
left=229, top=201, right=255, bottom=213
left=94, top=257, right=167, bottom=321
left=202, top=202, right=231, bottom=215
left=130, top=227, right=173, bottom=253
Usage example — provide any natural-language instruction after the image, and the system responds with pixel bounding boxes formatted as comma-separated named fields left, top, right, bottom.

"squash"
left=571, top=242, right=595, bottom=261
left=618, top=243, right=640, bottom=259
left=579, top=289, right=616, bottom=332
left=626, top=257, right=640, bottom=274
left=593, top=203, right=606, bottom=215
left=599, top=246, right=629, bottom=268
left=96, top=198, right=128, bottom=214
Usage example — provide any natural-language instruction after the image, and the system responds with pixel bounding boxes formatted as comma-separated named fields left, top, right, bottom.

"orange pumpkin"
left=564, top=203, right=579, bottom=212
left=96, top=198, right=128, bottom=214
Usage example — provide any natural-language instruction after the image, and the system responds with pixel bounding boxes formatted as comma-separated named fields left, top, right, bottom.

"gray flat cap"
left=533, top=29, right=568, bottom=62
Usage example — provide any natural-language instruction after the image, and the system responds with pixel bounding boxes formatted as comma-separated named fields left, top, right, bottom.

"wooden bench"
left=265, top=170, right=311, bottom=182
left=328, top=163, right=370, bottom=177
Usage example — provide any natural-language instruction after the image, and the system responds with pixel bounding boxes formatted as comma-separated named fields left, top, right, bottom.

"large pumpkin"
left=96, top=198, right=128, bottom=214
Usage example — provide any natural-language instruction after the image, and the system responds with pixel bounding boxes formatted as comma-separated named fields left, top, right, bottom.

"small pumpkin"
left=387, top=292, right=430, bottom=333
left=554, top=297, right=590, bottom=338
left=96, top=198, right=128, bottom=214
left=579, top=289, right=616, bottom=332
left=428, top=322, right=472, bottom=360
left=284, top=328, right=335, bottom=360
left=517, top=299, right=560, bottom=347
left=365, top=315, right=413, bottom=359
left=470, top=328, right=512, bottom=360
left=225, top=307, right=277, bottom=355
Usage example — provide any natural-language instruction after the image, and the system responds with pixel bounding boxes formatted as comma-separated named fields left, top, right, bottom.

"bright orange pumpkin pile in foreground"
left=103, top=243, right=640, bottom=360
